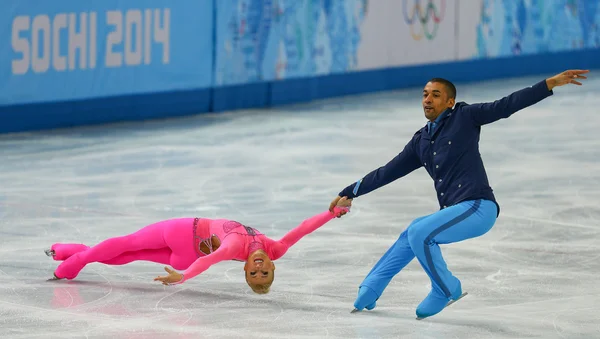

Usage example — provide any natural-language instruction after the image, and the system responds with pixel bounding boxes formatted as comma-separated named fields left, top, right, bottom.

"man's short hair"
left=429, top=78, right=456, bottom=99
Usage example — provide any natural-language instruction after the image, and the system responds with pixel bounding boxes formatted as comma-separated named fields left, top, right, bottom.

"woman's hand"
left=329, top=196, right=352, bottom=217
left=336, top=196, right=353, bottom=208
left=154, top=266, right=183, bottom=285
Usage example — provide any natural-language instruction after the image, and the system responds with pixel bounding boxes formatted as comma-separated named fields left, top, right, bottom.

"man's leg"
left=353, top=214, right=432, bottom=311
left=407, top=199, right=497, bottom=318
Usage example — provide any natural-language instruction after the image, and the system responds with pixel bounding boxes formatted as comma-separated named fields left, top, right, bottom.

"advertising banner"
left=0, top=0, right=213, bottom=105
left=457, top=0, right=600, bottom=59
left=356, top=0, right=456, bottom=70
left=214, top=0, right=369, bottom=86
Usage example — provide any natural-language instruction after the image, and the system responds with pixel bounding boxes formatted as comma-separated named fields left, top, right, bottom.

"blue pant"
left=359, top=199, right=497, bottom=301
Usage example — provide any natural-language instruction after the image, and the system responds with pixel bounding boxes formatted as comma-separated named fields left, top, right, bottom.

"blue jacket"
left=339, top=79, right=554, bottom=216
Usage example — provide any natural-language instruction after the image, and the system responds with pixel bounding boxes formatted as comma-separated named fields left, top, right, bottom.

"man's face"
left=422, top=82, right=455, bottom=121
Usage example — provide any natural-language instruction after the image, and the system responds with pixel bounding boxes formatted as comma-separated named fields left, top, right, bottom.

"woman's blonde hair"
left=245, top=271, right=274, bottom=294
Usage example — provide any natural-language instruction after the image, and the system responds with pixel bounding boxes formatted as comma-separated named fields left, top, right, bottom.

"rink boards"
left=1, top=0, right=600, bottom=133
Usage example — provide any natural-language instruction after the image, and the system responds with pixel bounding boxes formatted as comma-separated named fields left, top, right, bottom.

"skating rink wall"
left=2, top=0, right=600, bottom=134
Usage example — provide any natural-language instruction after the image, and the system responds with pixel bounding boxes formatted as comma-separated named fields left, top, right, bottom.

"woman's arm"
left=154, top=240, right=238, bottom=285
left=270, top=204, right=349, bottom=259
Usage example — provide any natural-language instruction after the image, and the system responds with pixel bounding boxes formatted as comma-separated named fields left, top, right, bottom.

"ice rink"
left=1, top=74, right=599, bottom=338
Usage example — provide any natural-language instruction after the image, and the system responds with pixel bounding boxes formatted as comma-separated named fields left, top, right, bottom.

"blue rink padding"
left=236, top=48, right=600, bottom=108
left=271, top=48, right=600, bottom=106
left=1, top=48, right=600, bottom=134
left=0, top=89, right=211, bottom=133
left=211, top=82, right=270, bottom=113
left=269, top=71, right=391, bottom=107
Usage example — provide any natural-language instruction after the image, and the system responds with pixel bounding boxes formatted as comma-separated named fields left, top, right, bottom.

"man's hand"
left=546, top=70, right=589, bottom=90
left=154, top=266, right=183, bottom=285
left=329, top=196, right=352, bottom=217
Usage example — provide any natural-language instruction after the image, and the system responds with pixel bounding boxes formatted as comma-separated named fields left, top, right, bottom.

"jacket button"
left=436, top=165, right=439, bottom=169
left=440, top=193, right=444, bottom=196
left=443, top=205, right=447, bottom=208
left=424, top=162, right=427, bottom=166
left=458, top=184, right=462, bottom=188
left=431, top=141, right=434, bottom=144
left=448, top=141, right=452, bottom=145
left=433, top=152, right=437, bottom=156
left=439, top=179, right=442, bottom=182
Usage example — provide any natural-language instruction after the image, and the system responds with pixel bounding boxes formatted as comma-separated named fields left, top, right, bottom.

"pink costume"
left=51, top=206, right=349, bottom=282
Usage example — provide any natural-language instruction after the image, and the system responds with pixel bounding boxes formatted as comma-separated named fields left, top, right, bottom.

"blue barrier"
left=1, top=0, right=600, bottom=134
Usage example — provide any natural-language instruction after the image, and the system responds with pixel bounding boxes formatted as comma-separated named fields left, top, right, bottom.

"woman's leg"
left=48, top=243, right=173, bottom=266
left=47, top=243, right=90, bottom=261
left=100, top=248, right=173, bottom=266
left=54, top=219, right=189, bottom=279
left=162, top=218, right=208, bottom=270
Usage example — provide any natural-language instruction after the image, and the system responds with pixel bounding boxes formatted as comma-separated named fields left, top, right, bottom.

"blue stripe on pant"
left=358, top=199, right=497, bottom=305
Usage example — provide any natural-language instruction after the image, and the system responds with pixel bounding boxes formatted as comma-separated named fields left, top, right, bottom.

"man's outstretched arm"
left=463, top=69, right=589, bottom=126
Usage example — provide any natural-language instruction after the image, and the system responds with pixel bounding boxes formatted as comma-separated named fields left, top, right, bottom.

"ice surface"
left=1, top=73, right=600, bottom=338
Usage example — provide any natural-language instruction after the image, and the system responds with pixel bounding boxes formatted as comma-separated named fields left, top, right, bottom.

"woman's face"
left=244, top=249, right=275, bottom=285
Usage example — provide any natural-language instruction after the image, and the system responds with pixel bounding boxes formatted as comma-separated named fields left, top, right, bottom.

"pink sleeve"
left=177, top=241, right=237, bottom=283
left=271, top=206, right=349, bottom=259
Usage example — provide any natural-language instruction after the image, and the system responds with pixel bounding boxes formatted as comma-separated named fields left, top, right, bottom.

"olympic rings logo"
left=402, top=0, right=446, bottom=41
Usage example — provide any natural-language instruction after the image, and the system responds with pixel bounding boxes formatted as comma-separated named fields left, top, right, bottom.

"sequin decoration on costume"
left=193, top=218, right=222, bottom=257
left=198, top=235, right=221, bottom=256
left=223, top=221, right=244, bottom=233
left=244, top=226, right=256, bottom=236
left=248, top=241, right=264, bottom=253
left=223, top=220, right=260, bottom=237
left=222, top=220, right=264, bottom=253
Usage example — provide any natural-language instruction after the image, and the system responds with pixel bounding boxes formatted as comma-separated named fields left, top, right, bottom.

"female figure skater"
left=47, top=198, right=351, bottom=294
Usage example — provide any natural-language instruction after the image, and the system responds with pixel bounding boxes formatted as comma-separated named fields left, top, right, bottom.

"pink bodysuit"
left=52, top=206, right=349, bottom=282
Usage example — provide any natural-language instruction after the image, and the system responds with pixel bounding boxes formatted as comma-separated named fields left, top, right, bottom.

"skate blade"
left=47, top=273, right=62, bottom=281
left=415, top=292, right=468, bottom=320
left=350, top=308, right=360, bottom=314
left=44, top=248, right=55, bottom=257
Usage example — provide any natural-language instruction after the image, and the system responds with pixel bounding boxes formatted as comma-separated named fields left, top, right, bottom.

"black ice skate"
left=44, top=248, right=55, bottom=258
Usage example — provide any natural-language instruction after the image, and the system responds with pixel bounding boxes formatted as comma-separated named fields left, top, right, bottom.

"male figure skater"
left=330, top=69, right=589, bottom=319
